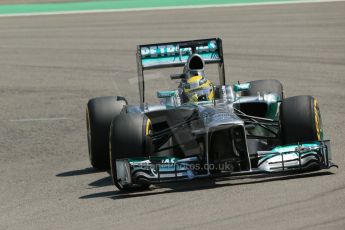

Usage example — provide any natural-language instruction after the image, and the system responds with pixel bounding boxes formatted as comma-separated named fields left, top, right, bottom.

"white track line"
left=10, top=117, right=72, bottom=122
left=0, top=0, right=344, bottom=17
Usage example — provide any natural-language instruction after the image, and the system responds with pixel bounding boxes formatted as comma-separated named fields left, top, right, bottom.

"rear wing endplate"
left=136, top=38, right=225, bottom=104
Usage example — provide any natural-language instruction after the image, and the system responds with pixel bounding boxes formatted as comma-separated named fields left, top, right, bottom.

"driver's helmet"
left=182, top=74, right=214, bottom=103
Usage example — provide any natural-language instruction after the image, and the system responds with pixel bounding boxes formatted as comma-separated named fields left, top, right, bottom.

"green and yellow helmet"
left=182, top=75, right=214, bottom=103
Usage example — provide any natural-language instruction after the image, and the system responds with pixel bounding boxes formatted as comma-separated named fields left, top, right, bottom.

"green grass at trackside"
left=0, top=0, right=298, bottom=15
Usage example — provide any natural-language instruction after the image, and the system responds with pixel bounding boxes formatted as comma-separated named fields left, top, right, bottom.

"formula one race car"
left=86, top=38, right=336, bottom=191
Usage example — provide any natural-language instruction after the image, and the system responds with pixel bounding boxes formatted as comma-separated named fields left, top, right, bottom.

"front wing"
left=115, top=141, right=336, bottom=188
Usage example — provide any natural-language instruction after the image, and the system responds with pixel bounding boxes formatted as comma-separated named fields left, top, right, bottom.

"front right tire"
left=280, top=95, right=323, bottom=144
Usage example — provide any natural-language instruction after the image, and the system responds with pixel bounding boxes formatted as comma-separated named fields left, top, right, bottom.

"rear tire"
left=243, top=79, right=283, bottom=100
left=86, top=96, right=127, bottom=170
left=280, top=95, right=323, bottom=144
left=109, top=113, right=152, bottom=191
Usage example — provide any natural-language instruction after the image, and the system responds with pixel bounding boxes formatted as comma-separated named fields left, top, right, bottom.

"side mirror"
left=157, top=90, right=177, bottom=98
left=170, top=73, right=186, bottom=80
left=157, top=90, right=181, bottom=107
left=233, top=83, right=250, bottom=92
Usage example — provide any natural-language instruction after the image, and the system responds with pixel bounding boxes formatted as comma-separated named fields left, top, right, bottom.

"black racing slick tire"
left=109, top=113, right=152, bottom=191
left=280, top=95, right=323, bottom=145
left=243, top=79, right=283, bottom=100
left=86, top=96, right=127, bottom=170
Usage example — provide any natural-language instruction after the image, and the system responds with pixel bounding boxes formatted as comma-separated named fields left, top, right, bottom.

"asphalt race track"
left=0, top=1, right=345, bottom=229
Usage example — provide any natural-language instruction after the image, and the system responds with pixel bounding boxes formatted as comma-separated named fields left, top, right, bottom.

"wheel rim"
left=145, top=118, right=152, bottom=136
left=313, top=99, right=323, bottom=141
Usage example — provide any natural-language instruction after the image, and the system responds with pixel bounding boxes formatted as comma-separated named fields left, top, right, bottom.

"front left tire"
left=109, top=113, right=152, bottom=191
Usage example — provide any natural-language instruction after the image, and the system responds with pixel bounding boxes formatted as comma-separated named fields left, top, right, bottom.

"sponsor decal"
left=140, top=40, right=218, bottom=58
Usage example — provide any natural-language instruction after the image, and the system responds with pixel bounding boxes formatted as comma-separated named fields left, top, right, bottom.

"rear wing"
left=136, top=38, right=226, bottom=104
